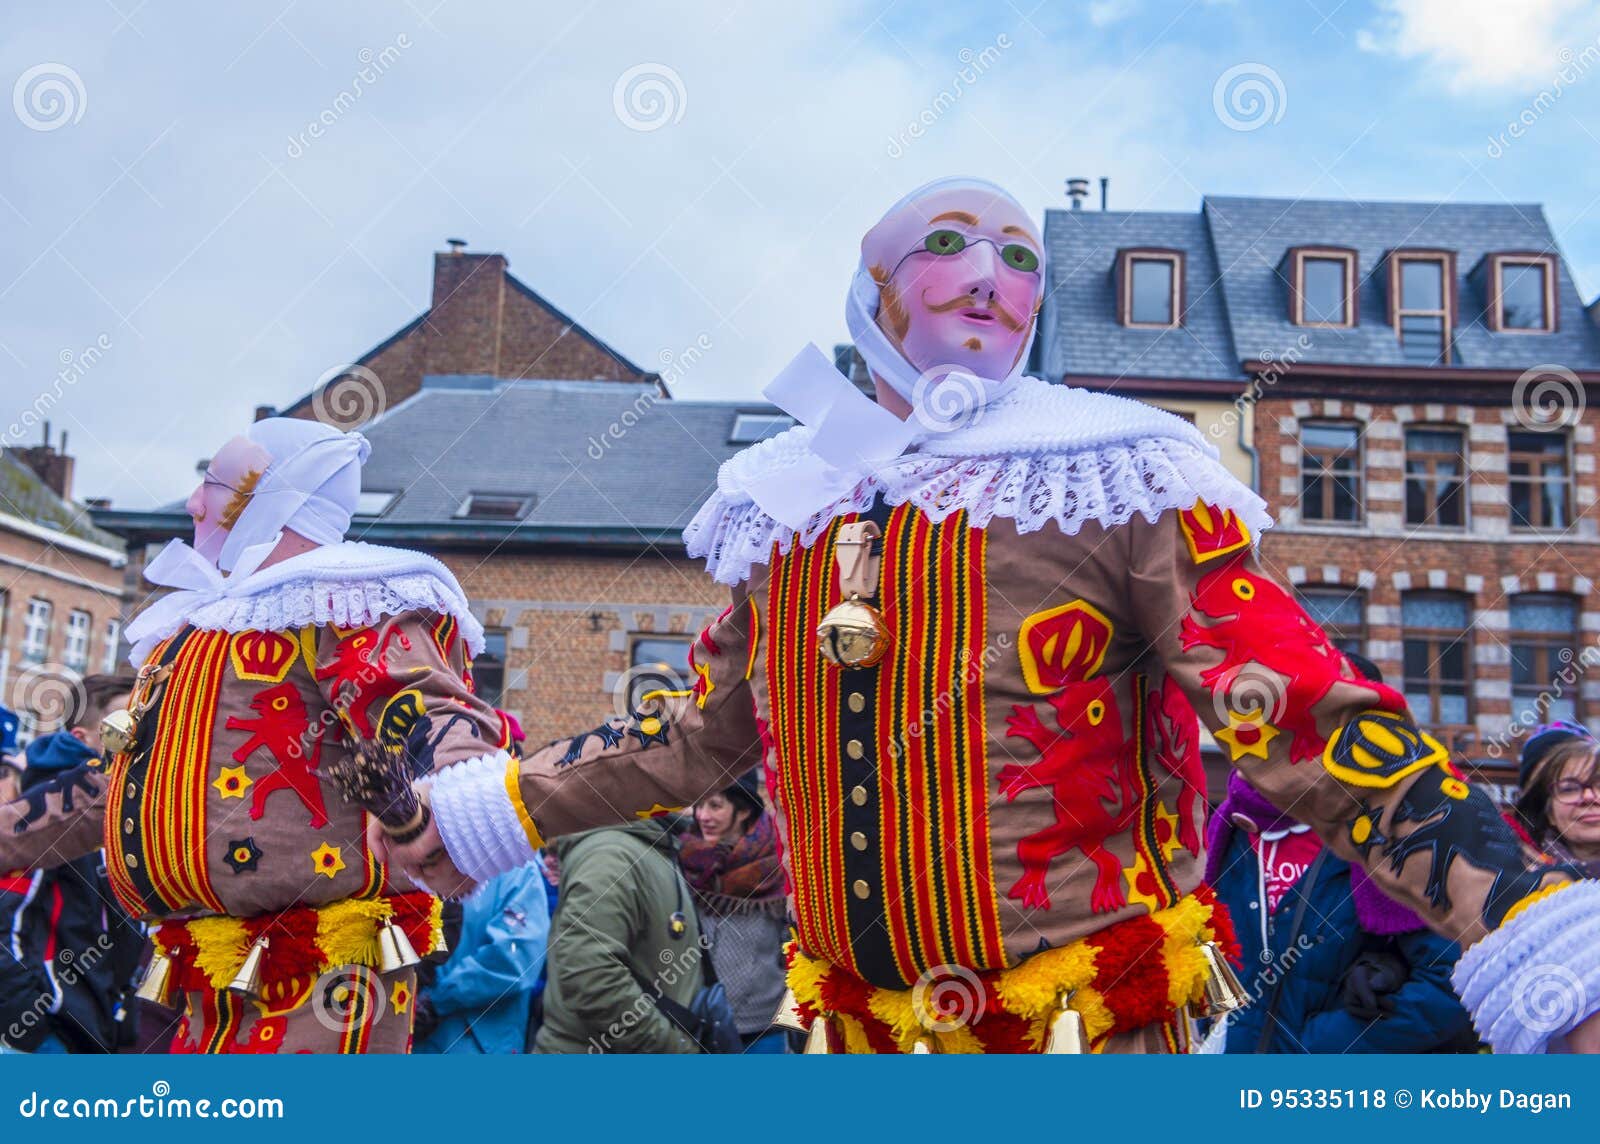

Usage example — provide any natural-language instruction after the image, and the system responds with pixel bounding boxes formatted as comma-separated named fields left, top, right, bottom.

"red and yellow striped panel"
left=765, top=506, right=1006, bottom=982
left=142, top=630, right=231, bottom=914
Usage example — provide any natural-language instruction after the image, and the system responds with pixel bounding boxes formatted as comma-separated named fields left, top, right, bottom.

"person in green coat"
left=534, top=818, right=704, bottom=1054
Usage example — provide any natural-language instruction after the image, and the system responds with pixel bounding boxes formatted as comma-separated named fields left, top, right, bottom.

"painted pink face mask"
left=860, top=182, right=1043, bottom=384
left=184, top=435, right=272, bottom=565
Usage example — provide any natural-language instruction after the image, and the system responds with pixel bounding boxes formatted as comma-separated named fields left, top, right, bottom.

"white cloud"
left=1357, top=0, right=1596, bottom=91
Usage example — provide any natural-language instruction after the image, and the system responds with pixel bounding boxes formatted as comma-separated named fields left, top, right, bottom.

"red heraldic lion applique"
left=1178, top=502, right=1405, bottom=764
left=999, top=600, right=1137, bottom=913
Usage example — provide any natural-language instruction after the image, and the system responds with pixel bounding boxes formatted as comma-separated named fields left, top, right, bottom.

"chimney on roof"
left=428, top=244, right=509, bottom=377
left=9, top=427, right=75, bottom=502
left=446, top=237, right=468, bottom=254
left=1065, top=178, right=1090, bottom=210
left=1100, top=177, right=1109, bottom=211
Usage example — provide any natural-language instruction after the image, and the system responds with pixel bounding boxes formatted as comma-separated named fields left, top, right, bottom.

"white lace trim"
left=128, top=542, right=485, bottom=665
left=684, top=436, right=1271, bottom=586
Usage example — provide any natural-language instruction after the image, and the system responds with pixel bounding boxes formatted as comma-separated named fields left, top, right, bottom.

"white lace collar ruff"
left=684, top=377, right=1271, bottom=586
left=127, top=540, right=485, bottom=666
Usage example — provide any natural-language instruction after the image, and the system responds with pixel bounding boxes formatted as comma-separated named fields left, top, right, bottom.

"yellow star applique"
left=310, top=842, right=346, bottom=879
left=1122, top=852, right=1165, bottom=912
left=634, top=803, right=683, bottom=820
left=213, top=766, right=252, bottom=799
left=1153, top=802, right=1184, bottom=864
left=391, top=979, right=412, bottom=1015
left=1214, top=709, right=1280, bottom=762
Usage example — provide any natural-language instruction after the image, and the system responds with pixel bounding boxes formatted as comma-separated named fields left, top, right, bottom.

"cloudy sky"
left=5, top=0, right=1600, bottom=508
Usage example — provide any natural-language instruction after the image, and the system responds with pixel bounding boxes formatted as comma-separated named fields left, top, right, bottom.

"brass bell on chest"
left=816, top=595, right=891, bottom=669
left=100, top=709, right=138, bottom=757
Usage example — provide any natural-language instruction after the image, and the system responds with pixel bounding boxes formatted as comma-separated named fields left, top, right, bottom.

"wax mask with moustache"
left=185, top=435, right=272, bottom=565
left=861, top=182, right=1043, bottom=387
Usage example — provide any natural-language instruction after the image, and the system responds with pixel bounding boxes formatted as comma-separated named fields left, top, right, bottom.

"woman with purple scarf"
left=678, top=770, right=788, bottom=1052
left=1200, top=656, right=1476, bottom=1054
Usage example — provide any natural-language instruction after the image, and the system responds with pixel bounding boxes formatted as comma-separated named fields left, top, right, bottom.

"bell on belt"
left=100, top=709, right=138, bottom=757
left=802, top=1018, right=832, bottom=1054
left=134, top=951, right=174, bottom=1006
left=1043, top=993, right=1087, bottom=1054
left=816, top=594, right=890, bottom=669
left=772, top=988, right=807, bottom=1033
left=1201, top=940, right=1249, bottom=1015
left=228, top=935, right=270, bottom=998
left=376, top=919, right=421, bottom=973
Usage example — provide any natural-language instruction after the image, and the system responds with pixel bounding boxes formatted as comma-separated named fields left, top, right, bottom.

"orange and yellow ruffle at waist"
left=787, top=885, right=1239, bottom=1054
left=148, top=892, right=442, bottom=1010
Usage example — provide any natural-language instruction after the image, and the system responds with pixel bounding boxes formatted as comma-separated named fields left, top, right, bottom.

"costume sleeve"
left=428, top=592, right=762, bottom=886
left=1125, top=502, right=1593, bottom=1052
left=0, top=763, right=110, bottom=872
left=427, top=866, right=550, bottom=1013
left=311, top=609, right=509, bottom=773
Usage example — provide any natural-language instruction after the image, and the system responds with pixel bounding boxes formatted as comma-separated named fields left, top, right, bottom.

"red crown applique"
left=1177, top=499, right=1252, bottom=566
left=1017, top=600, right=1113, bottom=694
left=229, top=630, right=300, bottom=684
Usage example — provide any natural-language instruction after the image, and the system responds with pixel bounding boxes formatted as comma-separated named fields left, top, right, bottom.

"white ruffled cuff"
left=1451, top=880, right=1600, bottom=1054
left=429, top=750, right=541, bottom=885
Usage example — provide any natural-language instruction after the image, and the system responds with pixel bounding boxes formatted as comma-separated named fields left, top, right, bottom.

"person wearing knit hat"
left=0, top=418, right=514, bottom=1054
left=1514, top=725, right=1600, bottom=874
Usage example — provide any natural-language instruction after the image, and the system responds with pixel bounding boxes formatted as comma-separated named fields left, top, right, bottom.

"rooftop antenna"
left=1100, top=177, right=1109, bottom=211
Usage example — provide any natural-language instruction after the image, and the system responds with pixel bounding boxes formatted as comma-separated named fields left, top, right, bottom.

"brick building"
left=1042, top=194, right=1600, bottom=788
left=98, top=246, right=785, bottom=746
left=0, top=432, right=127, bottom=741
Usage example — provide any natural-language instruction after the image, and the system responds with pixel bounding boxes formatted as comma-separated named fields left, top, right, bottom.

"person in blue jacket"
left=412, top=864, right=550, bottom=1054
left=1202, top=767, right=1477, bottom=1053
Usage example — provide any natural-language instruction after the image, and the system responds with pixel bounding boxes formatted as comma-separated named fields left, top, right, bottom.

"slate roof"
left=1040, top=194, right=1600, bottom=382
left=0, top=450, right=123, bottom=550
left=1042, top=209, right=1239, bottom=382
left=355, top=377, right=785, bottom=534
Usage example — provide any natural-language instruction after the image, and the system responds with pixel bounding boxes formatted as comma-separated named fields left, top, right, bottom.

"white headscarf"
left=747, top=177, right=1044, bottom=528
left=125, top=419, right=371, bottom=652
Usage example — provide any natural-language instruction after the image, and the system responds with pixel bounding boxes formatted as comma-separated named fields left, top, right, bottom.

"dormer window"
left=1287, top=246, right=1357, bottom=327
left=1115, top=248, right=1183, bottom=328
left=1386, top=250, right=1456, bottom=365
left=456, top=493, right=533, bottom=521
left=1488, top=253, right=1556, bottom=333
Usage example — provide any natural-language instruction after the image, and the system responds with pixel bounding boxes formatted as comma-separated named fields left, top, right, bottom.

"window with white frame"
left=22, top=599, right=51, bottom=663
left=64, top=610, right=90, bottom=671
left=1390, top=252, right=1453, bottom=365
left=102, top=618, right=121, bottom=672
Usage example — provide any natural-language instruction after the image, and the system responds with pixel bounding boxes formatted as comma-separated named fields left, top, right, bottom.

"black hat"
left=1519, top=721, right=1594, bottom=788
left=725, top=768, right=764, bottom=820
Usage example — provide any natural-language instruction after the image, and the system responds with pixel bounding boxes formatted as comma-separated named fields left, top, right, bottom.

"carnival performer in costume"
left=380, top=178, right=1600, bottom=1055
left=0, top=418, right=507, bottom=1053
